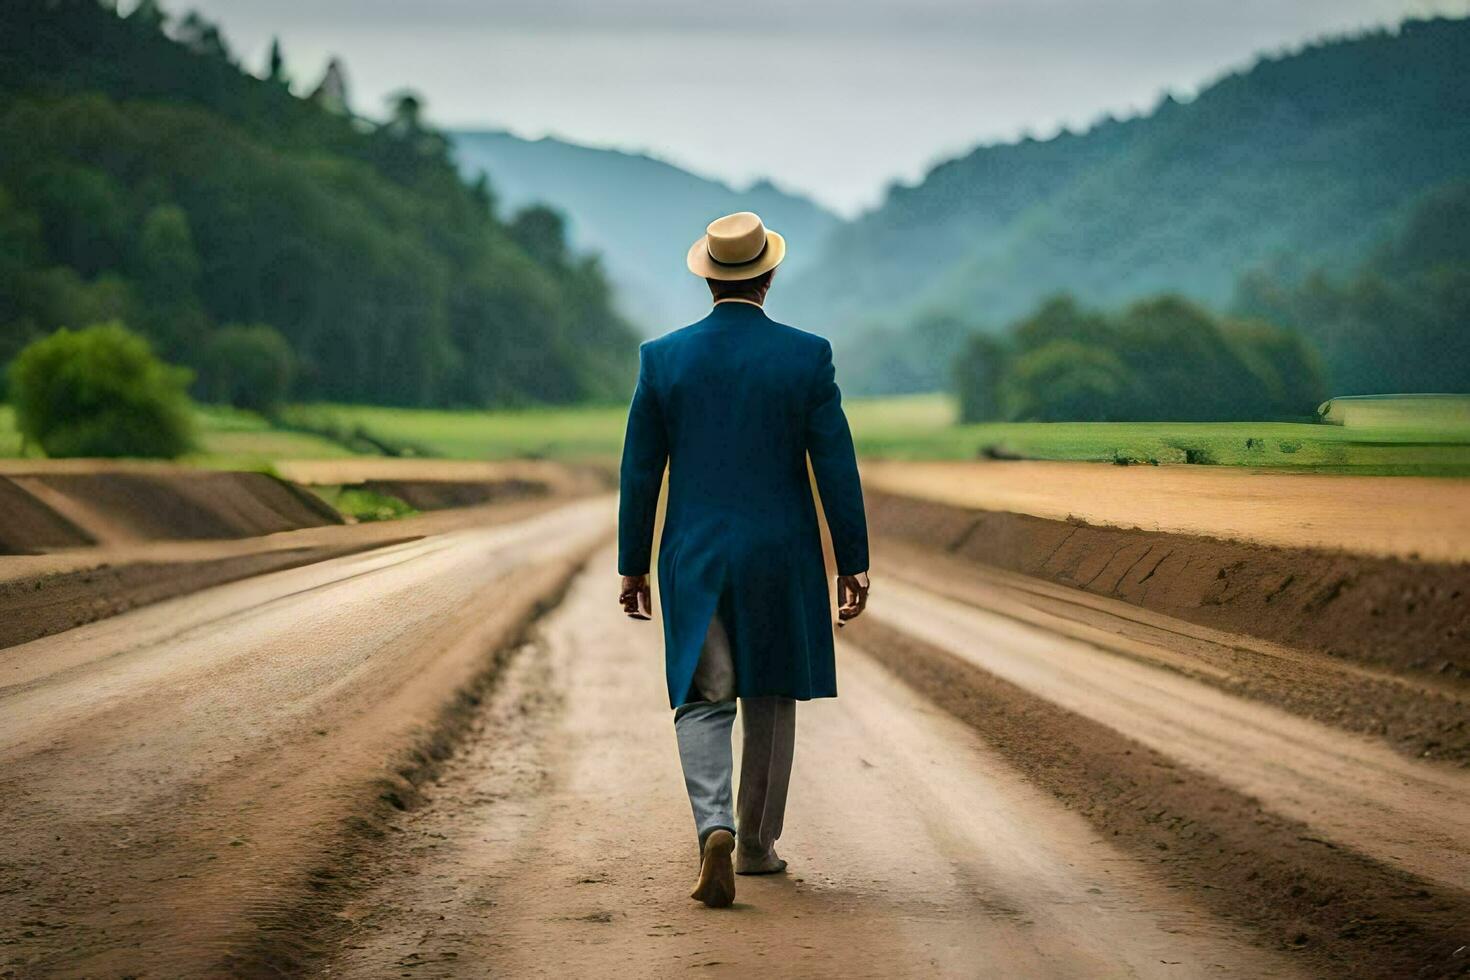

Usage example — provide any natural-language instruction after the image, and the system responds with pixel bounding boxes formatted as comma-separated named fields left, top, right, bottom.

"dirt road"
left=0, top=498, right=611, bottom=977
left=324, top=547, right=1301, bottom=979
left=4, top=501, right=1466, bottom=977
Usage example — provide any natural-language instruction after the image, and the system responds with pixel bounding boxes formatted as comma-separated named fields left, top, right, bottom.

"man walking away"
left=618, top=211, right=870, bottom=908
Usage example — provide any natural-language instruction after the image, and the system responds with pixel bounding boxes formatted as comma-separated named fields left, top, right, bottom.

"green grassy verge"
left=288, top=395, right=1470, bottom=476
left=279, top=403, right=629, bottom=462
left=310, top=485, right=418, bottom=522
left=851, top=395, right=1470, bottom=475
left=0, top=406, right=21, bottom=457
left=4, top=394, right=1467, bottom=476
left=183, top=407, right=360, bottom=470
left=0, top=404, right=356, bottom=469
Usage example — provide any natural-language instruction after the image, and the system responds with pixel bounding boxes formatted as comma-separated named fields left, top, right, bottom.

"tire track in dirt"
left=842, top=610, right=1470, bottom=976
left=321, top=548, right=1299, bottom=979
left=868, top=577, right=1470, bottom=890
left=0, top=498, right=613, bottom=978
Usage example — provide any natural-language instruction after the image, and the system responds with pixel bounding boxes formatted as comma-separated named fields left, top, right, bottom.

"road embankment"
left=0, top=496, right=613, bottom=978
left=0, top=459, right=606, bottom=651
left=0, top=467, right=341, bottom=554
left=867, top=487, right=1470, bottom=691
left=855, top=472, right=1470, bottom=976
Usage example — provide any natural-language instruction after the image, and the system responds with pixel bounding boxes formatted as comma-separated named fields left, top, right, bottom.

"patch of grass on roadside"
left=7, top=391, right=1466, bottom=476
left=186, top=406, right=360, bottom=470
left=0, top=403, right=357, bottom=468
left=311, top=485, right=419, bottom=522
left=0, top=406, right=25, bottom=457
left=282, top=402, right=629, bottom=461
left=845, top=394, right=1470, bottom=475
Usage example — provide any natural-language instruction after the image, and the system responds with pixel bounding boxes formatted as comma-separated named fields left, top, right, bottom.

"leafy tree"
left=1012, top=295, right=1111, bottom=352
left=510, top=205, right=569, bottom=268
left=197, top=323, right=296, bottom=414
left=126, top=0, right=164, bottom=30
left=1235, top=180, right=1470, bottom=395
left=1000, top=340, right=1133, bottom=422
left=953, top=331, right=1006, bottom=422
left=29, top=164, right=126, bottom=276
left=7, top=322, right=195, bottom=458
left=0, top=2, right=636, bottom=408
left=136, top=205, right=200, bottom=302
left=176, top=12, right=230, bottom=61
left=266, top=38, right=286, bottom=85
left=1227, top=320, right=1326, bottom=417
left=951, top=292, right=1327, bottom=422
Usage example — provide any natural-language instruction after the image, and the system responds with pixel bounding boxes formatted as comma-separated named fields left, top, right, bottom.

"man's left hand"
left=837, top=571, right=870, bottom=626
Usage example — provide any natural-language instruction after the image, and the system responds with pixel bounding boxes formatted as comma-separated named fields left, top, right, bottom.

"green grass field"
left=0, top=405, right=355, bottom=470
left=281, top=394, right=1470, bottom=476
left=279, top=403, right=627, bottom=461
left=0, top=406, right=20, bottom=457
left=4, top=395, right=1468, bottom=475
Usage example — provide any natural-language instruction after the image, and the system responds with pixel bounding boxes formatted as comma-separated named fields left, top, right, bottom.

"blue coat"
left=618, top=301, right=869, bottom=708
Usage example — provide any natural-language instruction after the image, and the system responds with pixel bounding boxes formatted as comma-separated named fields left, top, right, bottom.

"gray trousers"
left=673, top=614, right=796, bottom=852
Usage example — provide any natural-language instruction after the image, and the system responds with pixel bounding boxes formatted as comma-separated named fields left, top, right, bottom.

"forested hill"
left=783, top=17, right=1470, bottom=344
left=0, top=0, right=636, bottom=407
left=451, top=131, right=840, bottom=332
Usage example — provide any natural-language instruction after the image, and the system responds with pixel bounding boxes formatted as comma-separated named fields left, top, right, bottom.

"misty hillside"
left=451, top=131, right=841, bottom=331
left=783, top=17, right=1470, bottom=353
left=0, top=0, right=635, bottom=407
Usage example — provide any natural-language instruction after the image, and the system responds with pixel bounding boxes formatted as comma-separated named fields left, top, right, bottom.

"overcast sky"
left=177, top=0, right=1468, bottom=215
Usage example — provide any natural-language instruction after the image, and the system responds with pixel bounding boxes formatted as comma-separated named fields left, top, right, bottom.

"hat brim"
left=686, top=230, right=786, bottom=281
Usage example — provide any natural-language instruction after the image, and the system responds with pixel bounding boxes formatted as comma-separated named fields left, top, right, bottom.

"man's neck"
left=713, top=297, right=764, bottom=308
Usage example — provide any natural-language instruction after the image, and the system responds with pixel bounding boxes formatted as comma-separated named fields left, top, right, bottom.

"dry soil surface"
left=0, top=497, right=613, bottom=978
left=322, top=547, right=1302, bottom=979
left=862, top=459, right=1470, bottom=563
left=5, top=494, right=1466, bottom=978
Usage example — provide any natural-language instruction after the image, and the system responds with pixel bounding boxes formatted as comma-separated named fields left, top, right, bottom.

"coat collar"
left=707, top=301, right=769, bottom=324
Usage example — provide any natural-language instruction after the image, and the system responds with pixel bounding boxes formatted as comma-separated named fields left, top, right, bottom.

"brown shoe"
left=690, top=829, right=736, bottom=908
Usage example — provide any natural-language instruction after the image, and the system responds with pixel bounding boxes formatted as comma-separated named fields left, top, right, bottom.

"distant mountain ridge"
left=781, top=17, right=1470, bottom=361
left=450, top=130, right=841, bottom=332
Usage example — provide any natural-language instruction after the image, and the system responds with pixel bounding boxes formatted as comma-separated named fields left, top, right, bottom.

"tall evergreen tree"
left=266, top=37, right=286, bottom=84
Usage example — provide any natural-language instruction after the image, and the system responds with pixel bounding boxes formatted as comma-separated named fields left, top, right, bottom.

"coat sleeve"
left=805, top=340, right=869, bottom=576
left=618, top=344, right=668, bottom=576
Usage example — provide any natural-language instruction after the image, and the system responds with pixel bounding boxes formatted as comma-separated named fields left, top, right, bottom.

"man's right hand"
left=620, top=574, right=652, bottom=620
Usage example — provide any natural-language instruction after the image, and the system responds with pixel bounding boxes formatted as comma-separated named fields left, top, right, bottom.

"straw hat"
left=686, top=211, right=786, bottom=280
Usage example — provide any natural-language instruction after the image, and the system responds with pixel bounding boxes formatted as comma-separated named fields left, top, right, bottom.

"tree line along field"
left=4, top=397, right=1467, bottom=476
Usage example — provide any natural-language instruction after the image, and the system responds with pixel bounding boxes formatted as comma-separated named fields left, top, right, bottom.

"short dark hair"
left=706, top=269, right=774, bottom=302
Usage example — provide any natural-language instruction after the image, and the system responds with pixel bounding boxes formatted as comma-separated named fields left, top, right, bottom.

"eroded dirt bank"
left=0, top=497, right=612, bottom=978
left=0, top=495, right=577, bottom=652
left=0, top=460, right=600, bottom=651
left=862, top=459, right=1470, bottom=562
left=874, top=535, right=1470, bottom=765
left=0, top=469, right=341, bottom=554
left=867, top=489, right=1470, bottom=687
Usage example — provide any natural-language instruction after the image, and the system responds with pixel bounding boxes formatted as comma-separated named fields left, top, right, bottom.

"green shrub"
left=1001, top=340, right=1133, bottom=422
left=330, top=487, right=417, bottom=522
left=953, top=331, right=1006, bottom=423
left=7, top=322, right=196, bottom=457
left=952, top=293, right=1329, bottom=423
left=198, top=323, right=296, bottom=415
